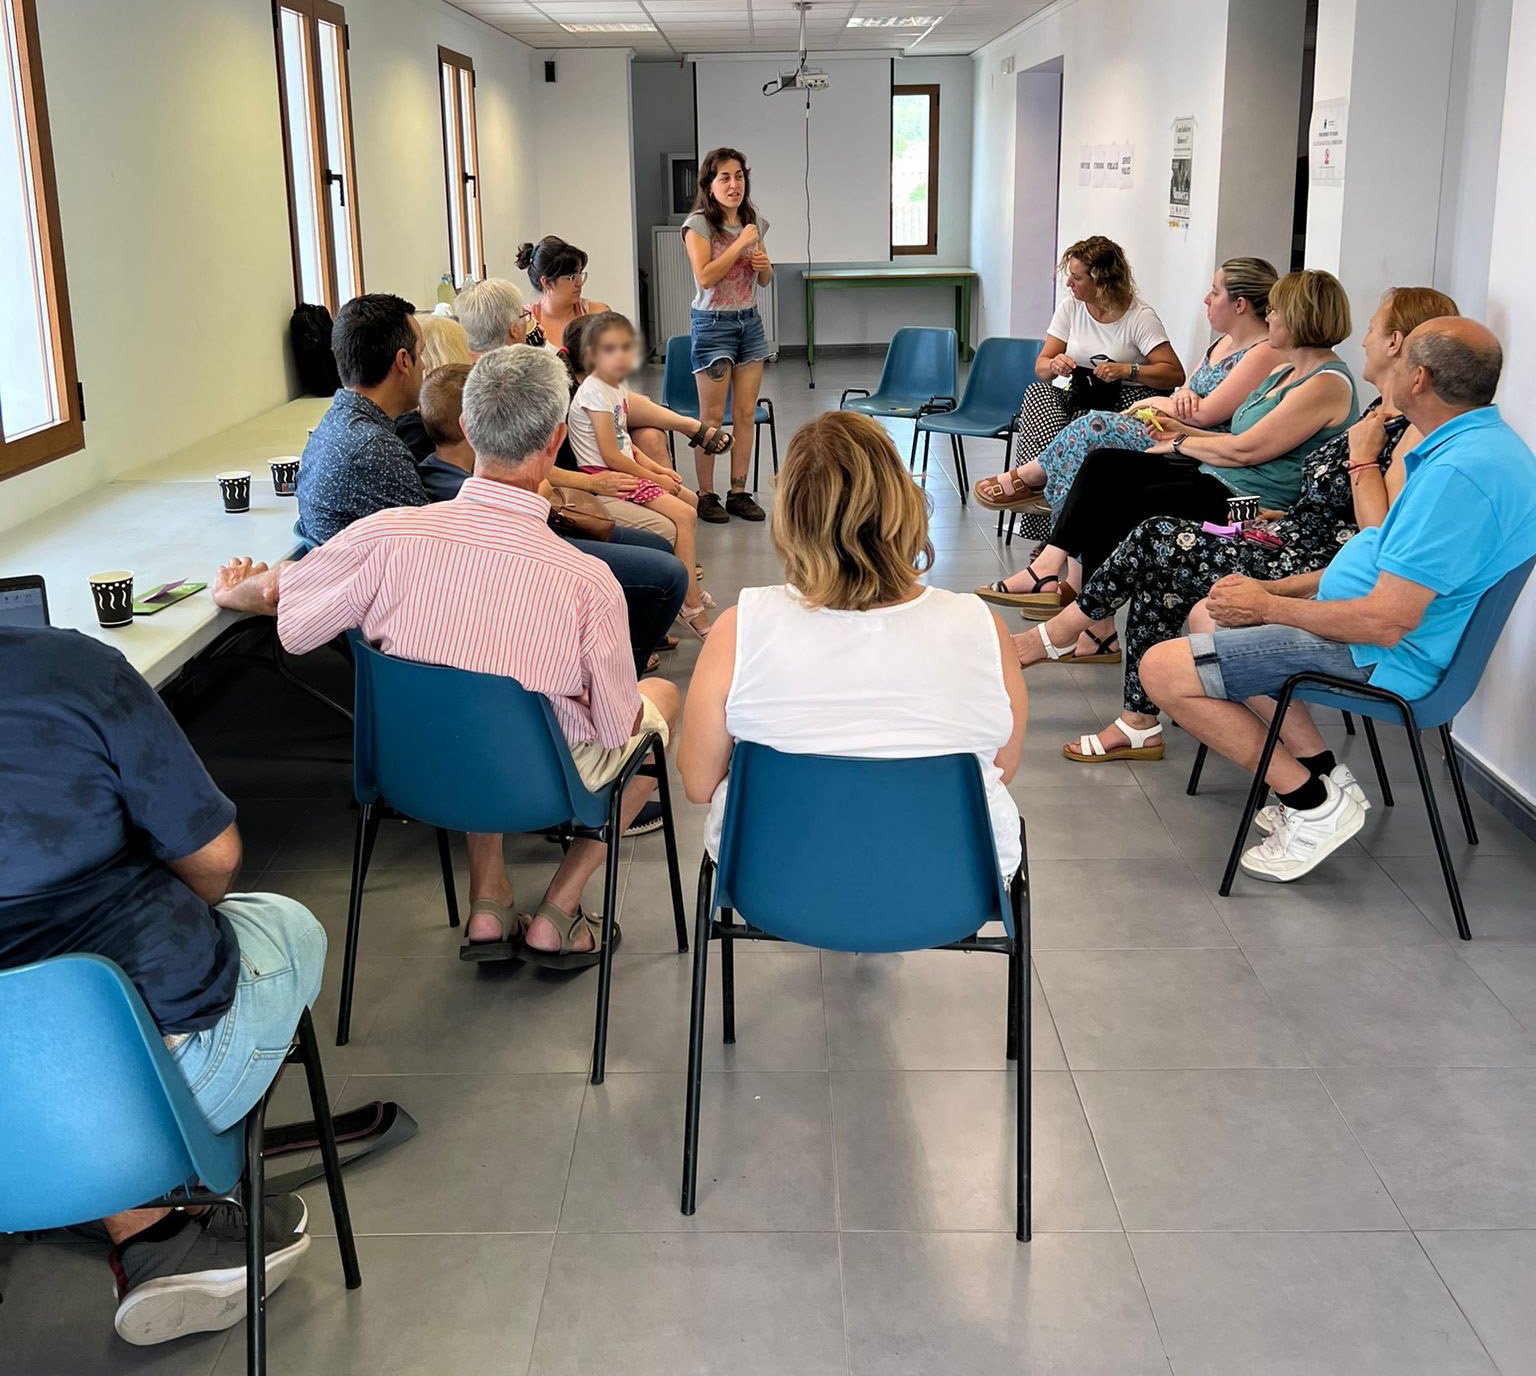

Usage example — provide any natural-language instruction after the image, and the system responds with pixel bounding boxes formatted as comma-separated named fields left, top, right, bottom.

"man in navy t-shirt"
left=0, top=626, right=326, bottom=1347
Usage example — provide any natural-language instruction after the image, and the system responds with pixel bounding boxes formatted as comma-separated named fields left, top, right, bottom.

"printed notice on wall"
left=1078, top=144, right=1092, bottom=186
left=1309, top=97, right=1347, bottom=184
left=1168, top=117, right=1194, bottom=224
left=1091, top=145, right=1107, bottom=187
left=1117, top=143, right=1135, bottom=190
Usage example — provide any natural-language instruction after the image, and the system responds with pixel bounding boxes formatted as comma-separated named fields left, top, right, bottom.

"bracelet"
left=1346, top=462, right=1384, bottom=474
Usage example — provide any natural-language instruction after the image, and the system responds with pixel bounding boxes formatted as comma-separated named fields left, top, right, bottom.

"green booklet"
left=132, top=580, right=207, bottom=616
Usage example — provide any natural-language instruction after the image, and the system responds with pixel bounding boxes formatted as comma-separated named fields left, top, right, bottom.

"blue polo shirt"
left=1318, top=405, right=1536, bottom=697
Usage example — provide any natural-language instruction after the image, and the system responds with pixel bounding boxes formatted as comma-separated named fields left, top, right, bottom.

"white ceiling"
left=445, top=0, right=1051, bottom=58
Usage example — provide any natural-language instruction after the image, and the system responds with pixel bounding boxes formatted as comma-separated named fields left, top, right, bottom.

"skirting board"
left=1452, top=736, right=1536, bottom=843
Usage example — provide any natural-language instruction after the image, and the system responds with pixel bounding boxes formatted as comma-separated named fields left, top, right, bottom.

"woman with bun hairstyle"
left=516, top=235, right=609, bottom=352
left=682, top=146, right=772, bottom=524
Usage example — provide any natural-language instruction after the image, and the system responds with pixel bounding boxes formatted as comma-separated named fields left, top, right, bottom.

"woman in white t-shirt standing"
left=677, top=411, right=1029, bottom=879
left=682, top=146, right=773, bottom=526
left=1015, top=236, right=1186, bottom=459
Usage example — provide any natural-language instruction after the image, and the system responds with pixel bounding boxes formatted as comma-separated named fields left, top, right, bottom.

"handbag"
left=547, top=484, right=616, bottom=542
left=1061, top=365, right=1123, bottom=417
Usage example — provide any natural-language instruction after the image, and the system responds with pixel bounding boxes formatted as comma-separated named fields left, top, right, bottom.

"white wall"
left=631, top=60, right=697, bottom=326
left=1010, top=69, right=1063, bottom=335
left=1455, top=0, right=1536, bottom=807
left=970, top=0, right=1238, bottom=372
left=769, top=55, right=976, bottom=348
left=4, top=0, right=537, bottom=534
left=534, top=48, right=639, bottom=324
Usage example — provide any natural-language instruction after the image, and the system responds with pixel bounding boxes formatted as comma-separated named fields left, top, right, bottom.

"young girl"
left=568, top=312, right=729, bottom=636
left=682, top=146, right=772, bottom=525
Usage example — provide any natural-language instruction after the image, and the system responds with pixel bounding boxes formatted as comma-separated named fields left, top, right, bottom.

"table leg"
left=805, top=278, right=817, bottom=386
left=959, top=278, right=973, bottom=361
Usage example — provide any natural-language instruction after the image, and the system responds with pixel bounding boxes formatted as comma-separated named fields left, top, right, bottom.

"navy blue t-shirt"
left=0, top=627, right=240, bottom=1032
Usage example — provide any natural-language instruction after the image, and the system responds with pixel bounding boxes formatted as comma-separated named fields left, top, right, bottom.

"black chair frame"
left=1197, top=671, right=1478, bottom=940
left=680, top=823, right=1032, bottom=1242
left=336, top=736, right=688, bottom=1084
left=664, top=399, right=780, bottom=494
left=839, top=388, right=957, bottom=472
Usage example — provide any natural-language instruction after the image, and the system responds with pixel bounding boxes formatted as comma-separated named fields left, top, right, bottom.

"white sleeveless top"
left=706, top=584, right=1021, bottom=875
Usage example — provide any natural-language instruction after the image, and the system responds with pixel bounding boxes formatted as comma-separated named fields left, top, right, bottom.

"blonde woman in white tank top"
left=678, top=413, right=1028, bottom=877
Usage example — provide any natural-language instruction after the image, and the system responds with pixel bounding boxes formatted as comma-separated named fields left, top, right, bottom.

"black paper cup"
left=88, top=570, right=135, bottom=628
left=270, top=457, right=301, bottom=496
left=218, top=470, right=252, bottom=513
left=1227, top=495, right=1260, bottom=524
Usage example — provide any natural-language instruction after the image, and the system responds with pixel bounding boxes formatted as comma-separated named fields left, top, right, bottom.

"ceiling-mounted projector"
left=763, top=66, right=829, bottom=96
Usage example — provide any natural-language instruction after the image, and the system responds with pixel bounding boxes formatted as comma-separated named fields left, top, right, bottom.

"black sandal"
left=974, top=571, right=1077, bottom=610
left=688, top=423, right=733, bottom=454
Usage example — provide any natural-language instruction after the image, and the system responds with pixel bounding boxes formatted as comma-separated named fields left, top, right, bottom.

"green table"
left=802, top=266, right=978, bottom=370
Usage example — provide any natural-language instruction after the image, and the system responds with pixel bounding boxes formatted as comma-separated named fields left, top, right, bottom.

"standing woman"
left=515, top=236, right=609, bottom=351
left=683, top=146, right=772, bottom=524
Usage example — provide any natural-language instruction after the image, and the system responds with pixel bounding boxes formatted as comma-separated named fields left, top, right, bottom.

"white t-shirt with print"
left=1045, top=296, right=1170, bottom=365
left=568, top=375, right=632, bottom=470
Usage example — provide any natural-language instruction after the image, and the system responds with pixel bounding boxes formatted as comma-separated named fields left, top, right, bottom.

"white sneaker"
left=1254, top=763, right=1370, bottom=834
left=1241, top=776, right=1365, bottom=882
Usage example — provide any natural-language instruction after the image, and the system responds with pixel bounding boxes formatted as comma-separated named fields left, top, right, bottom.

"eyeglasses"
left=558, top=271, right=588, bottom=286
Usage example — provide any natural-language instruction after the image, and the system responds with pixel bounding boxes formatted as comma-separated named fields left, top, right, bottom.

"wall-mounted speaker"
left=544, top=60, right=557, bottom=83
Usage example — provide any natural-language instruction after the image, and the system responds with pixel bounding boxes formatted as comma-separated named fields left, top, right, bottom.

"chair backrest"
left=1413, top=554, right=1536, bottom=725
left=712, top=743, right=1014, bottom=952
left=292, top=516, right=316, bottom=558
left=0, top=955, right=243, bottom=1231
left=663, top=335, right=730, bottom=419
left=876, top=326, right=959, bottom=401
left=349, top=636, right=607, bottom=832
left=960, top=337, right=1044, bottom=417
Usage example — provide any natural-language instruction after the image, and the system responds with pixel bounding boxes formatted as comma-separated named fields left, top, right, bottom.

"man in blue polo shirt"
left=1142, top=317, right=1536, bottom=881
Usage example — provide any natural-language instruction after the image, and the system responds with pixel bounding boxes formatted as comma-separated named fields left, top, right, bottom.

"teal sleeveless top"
left=1203, top=359, right=1358, bottom=509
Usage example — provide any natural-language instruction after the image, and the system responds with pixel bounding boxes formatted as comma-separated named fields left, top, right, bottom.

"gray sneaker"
left=111, top=1197, right=311, bottom=1346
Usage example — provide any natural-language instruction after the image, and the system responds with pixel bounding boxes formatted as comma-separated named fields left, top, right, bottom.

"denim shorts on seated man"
left=1188, top=625, right=1371, bottom=704
left=690, top=307, right=770, bottom=373
left=169, top=894, right=326, bottom=1134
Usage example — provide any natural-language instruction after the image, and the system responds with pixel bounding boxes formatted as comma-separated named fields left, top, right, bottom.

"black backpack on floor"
left=290, top=303, right=340, bottom=397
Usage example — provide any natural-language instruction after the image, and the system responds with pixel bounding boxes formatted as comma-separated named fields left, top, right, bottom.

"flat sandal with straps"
left=975, top=571, right=1076, bottom=610
left=1064, top=717, right=1165, bottom=763
left=1032, top=621, right=1122, bottom=666
left=459, top=899, right=527, bottom=963
left=519, top=899, right=621, bottom=971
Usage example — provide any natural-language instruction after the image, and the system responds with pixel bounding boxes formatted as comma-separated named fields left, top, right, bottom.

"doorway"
left=1011, top=58, right=1063, bottom=335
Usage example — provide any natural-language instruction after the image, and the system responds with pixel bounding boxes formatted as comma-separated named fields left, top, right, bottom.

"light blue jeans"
left=169, top=894, right=326, bottom=1133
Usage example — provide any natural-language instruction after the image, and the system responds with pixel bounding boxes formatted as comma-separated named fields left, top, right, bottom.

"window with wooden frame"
left=273, top=0, right=364, bottom=313
left=891, top=83, right=939, bottom=256
left=438, top=46, right=484, bottom=288
left=1, top=0, right=82, bottom=480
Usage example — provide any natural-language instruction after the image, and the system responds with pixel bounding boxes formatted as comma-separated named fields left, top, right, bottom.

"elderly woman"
left=678, top=411, right=1028, bottom=876
left=1013, top=285, right=1453, bottom=763
left=1009, top=235, right=1186, bottom=462
left=999, top=269, right=1360, bottom=630
left=975, top=257, right=1279, bottom=525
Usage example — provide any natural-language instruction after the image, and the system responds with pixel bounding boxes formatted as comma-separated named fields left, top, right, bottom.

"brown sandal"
left=974, top=469, right=1046, bottom=512
left=975, top=571, right=1076, bottom=611
left=459, top=899, right=527, bottom=963
left=519, top=899, right=620, bottom=971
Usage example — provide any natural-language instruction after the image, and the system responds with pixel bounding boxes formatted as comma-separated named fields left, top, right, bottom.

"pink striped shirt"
left=276, top=477, right=640, bottom=748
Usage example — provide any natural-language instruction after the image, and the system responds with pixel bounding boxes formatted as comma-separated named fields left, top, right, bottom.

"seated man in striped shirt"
left=212, top=347, right=680, bottom=968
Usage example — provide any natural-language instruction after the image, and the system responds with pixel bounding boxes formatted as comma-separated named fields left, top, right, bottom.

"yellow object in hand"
left=1133, top=407, right=1164, bottom=432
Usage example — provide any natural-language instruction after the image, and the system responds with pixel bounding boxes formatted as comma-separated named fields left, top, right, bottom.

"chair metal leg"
left=1342, top=710, right=1357, bottom=736
left=954, top=435, right=970, bottom=502
left=268, top=624, right=351, bottom=724
left=753, top=421, right=761, bottom=492
left=435, top=829, right=460, bottom=928
left=1004, top=511, right=1016, bottom=547
left=1219, top=685, right=1294, bottom=896
left=336, top=803, right=378, bottom=1046
left=589, top=792, right=626, bottom=1084
left=719, top=907, right=737, bottom=1045
left=1010, top=827, right=1031, bottom=1243
left=650, top=747, right=689, bottom=952
left=1186, top=743, right=1209, bottom=797
left=1405, top=721, right=1472, bottom=940
left=908, top=422, right=921, bottom=472
left=243, top=1100, right=268, bottom=1376
left=1440, top=723, right=1479, bottom=846
left=1362, top=716, right=1394, bottom=807
left=921, top=430, right=932, bottom=476
left=996, top=508, right=1005, bottom=538
left=681, top=858, right=715, bottom=1215
left=295, top=1008, right=361, bottom=1289
left=768, top=408, right=780, bottom=475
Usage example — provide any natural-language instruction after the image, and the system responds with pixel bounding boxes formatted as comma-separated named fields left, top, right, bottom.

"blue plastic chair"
left=914, top=337, right=1044, bottom=503
left=1201, top=555, right=1536, bottom=939
left=0, top=955, right=360, bottom=1375
left=339, top=638, right=687, bottom=1082
left=660, top=335, right=780, bottom=490
left=680, top=744, right=1031, bottom=1240
left=839, top=326, right=960, bottom=468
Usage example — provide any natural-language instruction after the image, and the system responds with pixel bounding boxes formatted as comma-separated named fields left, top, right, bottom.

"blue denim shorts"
left=1189, top=626, right=1371, bottom=703
left=690, top=307, right=769, bottom=372
left=169, top=893, right=326, bottom=1133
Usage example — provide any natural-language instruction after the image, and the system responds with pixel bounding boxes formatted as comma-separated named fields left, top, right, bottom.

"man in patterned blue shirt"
left=296, top=293, right=428, bottom=544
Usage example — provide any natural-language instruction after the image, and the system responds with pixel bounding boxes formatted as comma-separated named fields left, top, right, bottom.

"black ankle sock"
left=1277, top=775, right=1328, bottom=812
left=120, top=1212, right=192, bottom=1249
left=1297, top=750, right=1336, bottom=779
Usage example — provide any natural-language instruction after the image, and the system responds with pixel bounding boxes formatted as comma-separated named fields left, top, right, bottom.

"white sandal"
left=1063, top=717, right=1165, bottom=764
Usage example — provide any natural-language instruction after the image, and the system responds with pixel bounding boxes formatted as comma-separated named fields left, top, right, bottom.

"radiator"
left=650, top=224, right=778, bottom=361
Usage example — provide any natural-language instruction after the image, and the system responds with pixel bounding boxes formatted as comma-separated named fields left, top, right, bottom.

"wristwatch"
left=1129, top=363, right=1141, bottom=382
left=1171, top=432, right=1187, bottom=454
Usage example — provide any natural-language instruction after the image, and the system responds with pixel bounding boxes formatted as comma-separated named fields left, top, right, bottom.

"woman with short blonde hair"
left=678, top=411, right=1029, bottom=877
left=415, top=313, right=474, bottom=373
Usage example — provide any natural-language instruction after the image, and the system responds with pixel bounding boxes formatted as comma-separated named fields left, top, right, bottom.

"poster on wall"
left=1168, top=117, right=1194, bottom=224
left=1078, top=144, right=1092, bottom=186
left=1309, top=97, right=1347, bottom=184
left=1117, top=143, right=1135, bottom=189
left=1091, top=145, right=1107, bottom=187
